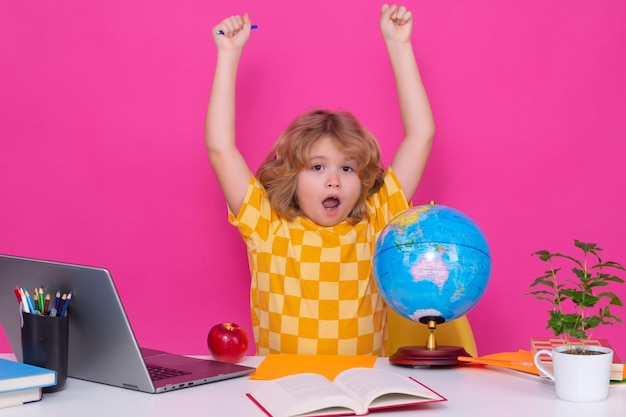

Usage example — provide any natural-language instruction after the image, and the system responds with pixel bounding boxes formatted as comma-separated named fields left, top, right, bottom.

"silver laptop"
left=0, top=254, right=255, bottom=393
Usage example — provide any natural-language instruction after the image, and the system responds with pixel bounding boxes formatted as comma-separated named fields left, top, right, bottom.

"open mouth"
left=322, top=196, right=340, bottom=210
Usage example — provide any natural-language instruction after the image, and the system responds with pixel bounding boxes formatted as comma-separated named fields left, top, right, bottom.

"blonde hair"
left=256, top=109, right=385, bottom=224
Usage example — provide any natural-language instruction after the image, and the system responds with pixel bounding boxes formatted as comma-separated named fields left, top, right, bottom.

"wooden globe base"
left=389, top=316, right=471, bottom=366
left=389, top=345, right=470, bottom=366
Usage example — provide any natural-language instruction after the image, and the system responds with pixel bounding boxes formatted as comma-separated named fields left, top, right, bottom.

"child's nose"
left=326, top=172, right=341, bottom=188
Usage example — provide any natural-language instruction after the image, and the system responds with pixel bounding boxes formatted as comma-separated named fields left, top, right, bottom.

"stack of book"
left=0, top=358, right=57, bottom=409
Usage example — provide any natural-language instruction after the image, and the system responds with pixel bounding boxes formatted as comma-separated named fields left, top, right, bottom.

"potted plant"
left=527, top=239, right=624, bottom=350
left=526, top=239, right=625, bottom=402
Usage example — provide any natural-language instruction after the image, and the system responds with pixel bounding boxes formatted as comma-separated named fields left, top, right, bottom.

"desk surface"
left=2, top=355, right=624, bottom=417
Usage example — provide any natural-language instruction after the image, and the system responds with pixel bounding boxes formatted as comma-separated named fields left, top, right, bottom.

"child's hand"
left=380, top=4, right=413, bottom=43
left=212, top=13, right=253, bottom=51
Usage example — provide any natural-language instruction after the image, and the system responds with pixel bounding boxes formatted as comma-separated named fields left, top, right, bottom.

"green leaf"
left=560, top=313, right=581, bottom=324
left=572, top=267, right=589, bottom=280
left=567, top=329, right=587, bottom=339
left=574, top=240, right=598, bottom=253
left=549, top=253, right=582, bottom=267
left=530, top=295, right=556, bottom=304
left=526, top=290, right=555, bottom=297
left=597, top=292, right=623, bottom=307
left=587, top=280, right=609, bottom=289
left=582, top=316, right=601, bottom=328
left=600, top=306, right=623, bottom=324
left=529, top=276, right=556, bottom=288
left=532, top=250, right=552, bottom=262
left=592, top=261, right=626, bottom=271
left=603, top=275, right=625, bottom=284
left=561, top=289, right=600, bottom=307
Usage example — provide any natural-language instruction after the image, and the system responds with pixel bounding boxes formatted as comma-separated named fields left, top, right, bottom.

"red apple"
left=207, top=322, right=249, bottom=363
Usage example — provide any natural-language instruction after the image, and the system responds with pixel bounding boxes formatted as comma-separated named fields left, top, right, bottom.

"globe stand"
left=389, top=317, right=471, bottom=366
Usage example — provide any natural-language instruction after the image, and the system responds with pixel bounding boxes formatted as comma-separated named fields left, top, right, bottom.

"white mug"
left=533, top=345, right=613, bottom=402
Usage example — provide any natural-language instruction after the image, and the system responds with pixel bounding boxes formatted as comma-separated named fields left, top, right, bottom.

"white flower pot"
left=533, top=345, right=613, bottom=402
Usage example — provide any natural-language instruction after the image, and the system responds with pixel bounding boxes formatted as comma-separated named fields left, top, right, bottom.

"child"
left=205, top=4, right=434, bottom=356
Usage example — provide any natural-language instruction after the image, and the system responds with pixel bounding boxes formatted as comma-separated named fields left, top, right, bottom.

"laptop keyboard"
left=147, top=364, right=192, bottom=381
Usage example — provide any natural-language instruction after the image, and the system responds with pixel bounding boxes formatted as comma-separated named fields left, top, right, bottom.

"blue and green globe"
left=373, top=203, right=491, bottom=324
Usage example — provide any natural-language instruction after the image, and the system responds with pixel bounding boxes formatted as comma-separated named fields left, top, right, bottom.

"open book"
left=246, top=367, right=446, bottom=417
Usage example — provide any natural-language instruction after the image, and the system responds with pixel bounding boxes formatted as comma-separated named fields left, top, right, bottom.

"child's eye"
left=312, top=164, right=323, bottom=171
left=341, top=166, right=355, bottom=173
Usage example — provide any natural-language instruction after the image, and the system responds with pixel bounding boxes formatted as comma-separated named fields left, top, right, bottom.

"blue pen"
left=217, top=24, right=257, bottom=35
left=54, top=289, right=61, bottom=311
left=59, top=291, right=72, bottom=318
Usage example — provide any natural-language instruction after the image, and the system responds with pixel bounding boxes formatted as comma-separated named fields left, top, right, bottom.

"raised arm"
left=380, top=4, right=435, bottom=200
left=205, top=13, right=254, bottom=215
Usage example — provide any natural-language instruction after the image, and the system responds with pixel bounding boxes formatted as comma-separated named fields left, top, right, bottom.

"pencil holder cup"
left=21, top=313, right=69, bottom=393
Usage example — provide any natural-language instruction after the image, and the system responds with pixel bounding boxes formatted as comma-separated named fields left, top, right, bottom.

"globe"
left=373, top=203, right=491, bottom=326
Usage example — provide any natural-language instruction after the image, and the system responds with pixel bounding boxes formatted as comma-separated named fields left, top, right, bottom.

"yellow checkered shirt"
left=229, top=169, right=409, bottom=355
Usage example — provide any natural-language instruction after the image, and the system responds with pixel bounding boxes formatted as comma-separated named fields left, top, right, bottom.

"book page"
left=334, top=368, right=442, bottom=409
left=249, top=373, right=365, bottom=417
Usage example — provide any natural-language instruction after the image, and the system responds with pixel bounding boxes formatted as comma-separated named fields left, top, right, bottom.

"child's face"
left=295, top=136, right=362, bottom=227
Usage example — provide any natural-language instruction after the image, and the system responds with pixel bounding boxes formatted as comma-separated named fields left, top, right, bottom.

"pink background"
left=2, top=1, right=625, bottom=358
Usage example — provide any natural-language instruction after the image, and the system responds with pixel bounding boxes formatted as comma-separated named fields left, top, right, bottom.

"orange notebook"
left=250, top=354, right=377, bottom=381
left=457, top=349, right=540, bottom=375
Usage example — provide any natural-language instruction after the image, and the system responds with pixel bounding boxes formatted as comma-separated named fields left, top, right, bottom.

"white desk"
left=3, top=355, right=624, bottom=417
